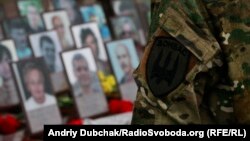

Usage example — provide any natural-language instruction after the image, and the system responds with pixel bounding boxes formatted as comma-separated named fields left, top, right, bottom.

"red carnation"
left=109, top=99, right=134, bottom=114
left=108, top=99, right=122, bottom=114
left=67, top=119, right=83, bottom=125
left=120, top=101, right=133, bottom=112
left=0, top=114, right=20, bottom=134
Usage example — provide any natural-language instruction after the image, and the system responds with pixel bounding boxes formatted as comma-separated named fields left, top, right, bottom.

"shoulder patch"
left=146, top=37, right=190, bottom=97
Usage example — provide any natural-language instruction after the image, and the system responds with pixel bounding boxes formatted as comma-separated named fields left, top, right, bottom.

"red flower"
left=109, top=99, right=133, bottom=114
left=120, top=101, right=133, bottom=112
left=109, top=99, right=122, bottom=114
left=67, top=119, right=83, bottom=125
left=0, top=114, right=20, bottom=134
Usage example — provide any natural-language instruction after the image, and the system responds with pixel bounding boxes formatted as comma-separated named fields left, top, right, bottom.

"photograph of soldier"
left=62, top=48, right=108, bottom=118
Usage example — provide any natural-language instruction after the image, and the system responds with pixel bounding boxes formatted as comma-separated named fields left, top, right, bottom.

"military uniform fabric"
left=131, top=0, right=249, bottom=124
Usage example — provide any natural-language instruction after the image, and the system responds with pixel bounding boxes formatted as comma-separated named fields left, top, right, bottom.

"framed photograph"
left=11, top=57, right=62, bottom=135
left=17, top=0, right=45, bottom=33
left=29, top=30, right=68, bottom=93
left=0, top=40, right=19, bottom=107
left=71, top=22, right=111, bottom=74
left=106, top=39, right=139, bottom=102
left=80, top=4, right=111, bottom=42
left=111, top=0, right=146, bottom=45
left=61, top=48, right=108, bottom=118
left=43, top=10, right=74, bottom=51
left=52, top=0, right=82, bottom=25
left=135, top=0, right=151, bottom=34
left=111, top=16, right=140, bottom=45
left=3, top=17, right=32, bottom=60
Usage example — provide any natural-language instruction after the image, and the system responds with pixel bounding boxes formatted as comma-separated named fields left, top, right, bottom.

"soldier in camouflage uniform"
left=132, top=0, right=250, bottom=124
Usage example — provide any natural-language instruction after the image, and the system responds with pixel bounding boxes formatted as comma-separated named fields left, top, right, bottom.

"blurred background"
left=0, top=0, right=151, bottom=140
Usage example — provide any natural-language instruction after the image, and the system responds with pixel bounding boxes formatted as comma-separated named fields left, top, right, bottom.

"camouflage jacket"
left=132, top=0, right=250, bottom=124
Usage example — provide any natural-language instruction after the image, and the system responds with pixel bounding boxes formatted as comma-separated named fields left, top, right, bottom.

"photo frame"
left=2, top=17, right=33, bottom=59
left=111, top=0, right=146, bottom=45
left=106, top=38, right=139, bottom=102
left=11, top=57, right=62, bottom=135
left=134, top=0, right=151, bottom=34
left=110, top=16, right=140, bottom=45
left=80, top=4, right=112, bottom=42
left=17, top=0, right=46, bottom=33
left=52, top=0, right=82, bottom=25
left=71, top=22, right=111, bottom=74
left=43, top=10, right=74, bottom=51
left=29, top=30, right=68, bottom=93
left=0, top=39, right=19, bottom=107
left=61, top=48, right=108, bottom=118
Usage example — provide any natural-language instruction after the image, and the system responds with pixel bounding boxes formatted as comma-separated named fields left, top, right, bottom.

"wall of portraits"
left=0, top=0, right=151, bottom=137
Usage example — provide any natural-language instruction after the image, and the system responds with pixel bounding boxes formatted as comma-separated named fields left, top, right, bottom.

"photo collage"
left=0, top=0, right=151, bottom=136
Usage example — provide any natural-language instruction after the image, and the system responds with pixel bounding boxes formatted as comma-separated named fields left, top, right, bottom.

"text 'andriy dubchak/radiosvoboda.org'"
left=47, top=128, right=206, bottom=138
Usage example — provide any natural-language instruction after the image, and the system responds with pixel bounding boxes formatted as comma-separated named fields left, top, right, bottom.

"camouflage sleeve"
left=203, top=0, right=250, bottom=124
left=131, top=0, right=223, bottom=125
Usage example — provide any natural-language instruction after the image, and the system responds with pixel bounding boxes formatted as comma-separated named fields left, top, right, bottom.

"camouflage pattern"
left=132, top=0, right=250, bottom=124
left=203, top=0, right=250, bottom=124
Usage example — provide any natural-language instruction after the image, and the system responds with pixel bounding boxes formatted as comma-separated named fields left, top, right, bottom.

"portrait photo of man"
left=72, top=23, right=111, bottom=74
left=39, top=35, right=57, bottom=73
left=52, top=0, right=82, bottom=25
left=106, top=39, right=140, bottom=102
left=12, top=58, right=62, bottom=134
left=29, top=31, right=67, bottom=93
left=0, top=40, right=19, bottom=107
left=22, top=61, right=56, bottom=111
left=72, top=53, right=102, bottom=96
left=112, top=0, right=146, bottom=45
left=111, top=16, right=140, bottom=46
left=4, top=18, right=32, bottom=59
left=43, top=11, right=74, bottom=51
left=115, top=44, right=135, bottom=85
left=18, top=0, right=45, bottom=33
left=62, top=48, right=108, bottom=118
